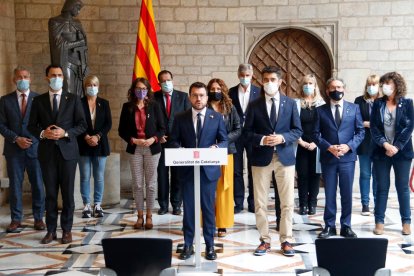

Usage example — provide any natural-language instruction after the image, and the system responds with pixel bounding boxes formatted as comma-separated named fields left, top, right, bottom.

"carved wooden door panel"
left=248, top=28, right=332, bottom=98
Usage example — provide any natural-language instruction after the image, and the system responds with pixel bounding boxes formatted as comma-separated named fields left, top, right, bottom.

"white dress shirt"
left=16, top=89, right=30, bottom=111
left=330, top=99, right=344, bottom=120
left=49, top=89, right=63, bottom=111
left=238, top=84, right=251, bottom=113
left=192, top=107, right=206, bottom=132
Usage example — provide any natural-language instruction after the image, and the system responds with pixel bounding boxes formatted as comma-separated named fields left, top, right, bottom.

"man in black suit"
left=244, top=66, right=302, bottom=257
left=0, top=66, right=45, bottom=233
left=169, top=82, right=227, bottom=260
left=154, top=70, right=191, bottom=215
left=28, top=65, right=86, bottom=244
left=229, top=63, right=261, bottom=213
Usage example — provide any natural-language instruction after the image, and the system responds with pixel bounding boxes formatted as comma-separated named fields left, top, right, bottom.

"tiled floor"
left=0, top=190, right=413, bottom=275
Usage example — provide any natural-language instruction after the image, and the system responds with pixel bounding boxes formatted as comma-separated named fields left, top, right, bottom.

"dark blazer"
left=28, top=91, right=87, bottom=162
left=154, top=89, right=191, bottom=135
left=370, top=97, right=414, bottom=160
left=313, top=101, right=365, bottom=164
left=243, top=94, right=303, bottom=167
left=224, top=105, right=241, bottom=154
left=0, top=91, right=39, bottom=158
left=229, top=84, right=261, bottom=126
left=77, top=96, right=112, bottom=156
left=118, top=101, right=165, bottom=155
left=169, top=108, right=228, bottom=182
left=354, top=95, right=374, bottom=155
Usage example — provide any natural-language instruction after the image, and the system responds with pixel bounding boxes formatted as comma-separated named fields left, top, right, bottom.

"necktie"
left=335, top=104, right=341, bottom=127
left=270, top=98, right=277, bottom=130
left=21, top=94, right=27, bottom=118
left=196, top=113, right=202, bottom=147
left=52, top=94, right=58, bottom=119
left=165, top=93, right=171, bottom=118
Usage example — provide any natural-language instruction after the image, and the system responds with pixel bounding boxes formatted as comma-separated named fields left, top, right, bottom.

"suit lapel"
left=395, top=98, right=403, bottom=125
left=275, top=95, right=287, bottom=129
left=341, top=101, right=352, bottom=128
left=199, top=108, right=212, bottom=145
left=323, top=103, right=336, bottom=128
left=40, top=93, right=54, bottom=121
left=11, top=92, right=21, bottom=119
left=25, top=92, right=36, bottom=121
left=56, top=92, right=69, bottom=121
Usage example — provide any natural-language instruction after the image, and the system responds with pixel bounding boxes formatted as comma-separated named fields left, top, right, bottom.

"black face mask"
left=208, top=92, right=222, bottom=101
left=329, top=90, right=344, bottom=101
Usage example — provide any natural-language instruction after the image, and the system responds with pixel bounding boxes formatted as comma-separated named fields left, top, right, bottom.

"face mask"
left=49, top=77, right=63, bottom=91
left=263, top=82, right=278, bottom=96
left=86, top=86, right=99, bottom=96
left=161, top=80, right=173, bottom=93
left=135, top=89, right=148, bottom=99
left=303, top=84, right=314, bottom=96
left=208, top=92, right=222, bottom=101
left=367, top=85, right=378, bottom=96
left=328, top=90, right=344, bottom=101
left=382, top=84, right=393, bottom=96
left=16, top=79, right=30, bottom=92
left=240, top=77, right=251, bottom=86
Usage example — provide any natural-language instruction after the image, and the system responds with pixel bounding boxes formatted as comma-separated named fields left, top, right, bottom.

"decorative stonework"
left=242, top=21, right=338, bottom=73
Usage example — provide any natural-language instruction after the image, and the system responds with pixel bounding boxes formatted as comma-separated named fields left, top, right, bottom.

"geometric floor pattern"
left=0, top=190, right=413, bottom=275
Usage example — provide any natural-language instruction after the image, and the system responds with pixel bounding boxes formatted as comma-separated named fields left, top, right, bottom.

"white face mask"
left=382, top=84, right=394, bottom=96
left=86, top=86, right=99, bottom=96
left=49, top=77, right=63, bottom=91
left=367, top=85, right=378, bottom=96
left=161, top=80, right=173, bottom=93
left=263, top=82, right=278, bottom=96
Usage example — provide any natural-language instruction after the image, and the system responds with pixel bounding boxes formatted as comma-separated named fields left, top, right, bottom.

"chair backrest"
left=102, top=238, right=172, bottom=276
left=315, top=238, right=388, bottom=276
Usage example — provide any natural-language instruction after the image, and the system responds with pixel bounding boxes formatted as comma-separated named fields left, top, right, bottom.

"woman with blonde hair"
left=295, top=74, right=324, bottom=215
left=118, top=78, right=165, bottom=230
left=207, top=78, right=241, bottom=237
left=78, top=75, right=112, bottom=218
left=354, top=74, right=380, bottom=216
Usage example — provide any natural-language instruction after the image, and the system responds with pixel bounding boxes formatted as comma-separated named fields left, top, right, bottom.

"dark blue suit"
left=154, top=89, right=191, bottom=211
left=169, top=108, right=227, bottom=247
left=370, top=97, right=413, bottom=224
left=0, top=91, right=44, bottom=222
left=229, top=84, right=260, bottom=211
left=313, top=101, right=364, bottom=228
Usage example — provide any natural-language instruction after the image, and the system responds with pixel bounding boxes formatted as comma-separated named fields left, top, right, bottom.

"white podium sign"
left=165, top=148, right=228, bottom=166
left=165, top=148, right=227, bottom=272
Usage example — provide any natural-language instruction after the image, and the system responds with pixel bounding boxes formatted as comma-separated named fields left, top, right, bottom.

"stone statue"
left=48, top=0, right=88, bottom=96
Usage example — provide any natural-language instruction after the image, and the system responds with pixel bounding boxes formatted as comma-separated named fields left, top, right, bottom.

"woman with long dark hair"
left=371, top=72, right=413, bottom=235
left=118, top=78, right=165, bottom=230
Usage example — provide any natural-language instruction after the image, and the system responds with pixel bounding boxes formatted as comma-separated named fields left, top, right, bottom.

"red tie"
left=165, top=93, right=171, bottom=118
left=21, top=94, right=27, bottom=117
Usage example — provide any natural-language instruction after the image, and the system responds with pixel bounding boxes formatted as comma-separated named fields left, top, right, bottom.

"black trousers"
left=40, top=145, right=77, bottom=233
left=296, top=147, right=321, bottom=208
left=233, top=137, right=254, bottom=210
left=157, top=145, right=181, bottom=210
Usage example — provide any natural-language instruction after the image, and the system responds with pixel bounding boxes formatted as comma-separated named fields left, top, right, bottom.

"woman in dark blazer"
left=370, top=72, right=413, bottom=236
left=207, top=78, right=241, bottom=237
left=354, top=74, right=380, bottom=216
left=118, top=78, right=165, bottom=230
left=78, top=75, right=112, bottom=218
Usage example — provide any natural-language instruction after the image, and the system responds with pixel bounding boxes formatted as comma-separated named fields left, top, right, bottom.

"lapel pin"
left=65, top=96, right=68, bottom=100
left=147, top=114, right=150, bottom=118
left=398, top=103, right=402, bottom=107
left=210, top=115, right=214, bottom=118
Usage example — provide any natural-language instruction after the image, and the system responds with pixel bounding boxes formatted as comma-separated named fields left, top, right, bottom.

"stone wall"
left=9, top=0, right=414, bottom=191
left=0, top=0, right=17, bottom=178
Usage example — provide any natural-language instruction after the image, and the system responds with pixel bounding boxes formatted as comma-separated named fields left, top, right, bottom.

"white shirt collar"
left=264, top=91, right=280, bottom=102
left=16, top=89, right=30, bottom=97
left=49, top=89, right=62, bottom=97
left=330, top=99, right=344, bottom=107
left=192, top=107, right=207, bottom=118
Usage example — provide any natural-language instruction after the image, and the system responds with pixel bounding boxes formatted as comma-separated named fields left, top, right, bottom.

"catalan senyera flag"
left=133, top=0, right=160, bottom=91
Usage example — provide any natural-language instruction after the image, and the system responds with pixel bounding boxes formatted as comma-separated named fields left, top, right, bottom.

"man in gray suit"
left=0, top=66, right=45, bottom=233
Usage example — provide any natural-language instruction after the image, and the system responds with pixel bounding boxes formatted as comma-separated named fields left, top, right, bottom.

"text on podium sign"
left=164, top=148, right=228, bottom=166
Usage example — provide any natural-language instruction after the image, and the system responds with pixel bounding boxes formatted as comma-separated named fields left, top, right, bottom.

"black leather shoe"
left=205, top=246, right=217, bottom=260
left=308, top=206, right=316, bottom=215
left=340, top=226, right=357, bottom=238
left=318, top=226, right=336, bottom=239
left=299, top=206, right=308, bottom=215
left=158, top=208, right=168, bottom=215
left=179, top=245, right=194, bottom=260
left=172, top=207, right=181, bottom=215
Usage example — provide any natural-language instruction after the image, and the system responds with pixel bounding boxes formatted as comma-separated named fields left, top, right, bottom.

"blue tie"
left=270, top=98, right=277, bottom=130
left=52, top=94, right=58, bottom=119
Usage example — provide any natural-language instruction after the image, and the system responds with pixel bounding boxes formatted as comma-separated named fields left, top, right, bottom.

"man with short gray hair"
left=0, top=66, right=45, bottom=233
left=229, top=63, right=261, bottom=213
